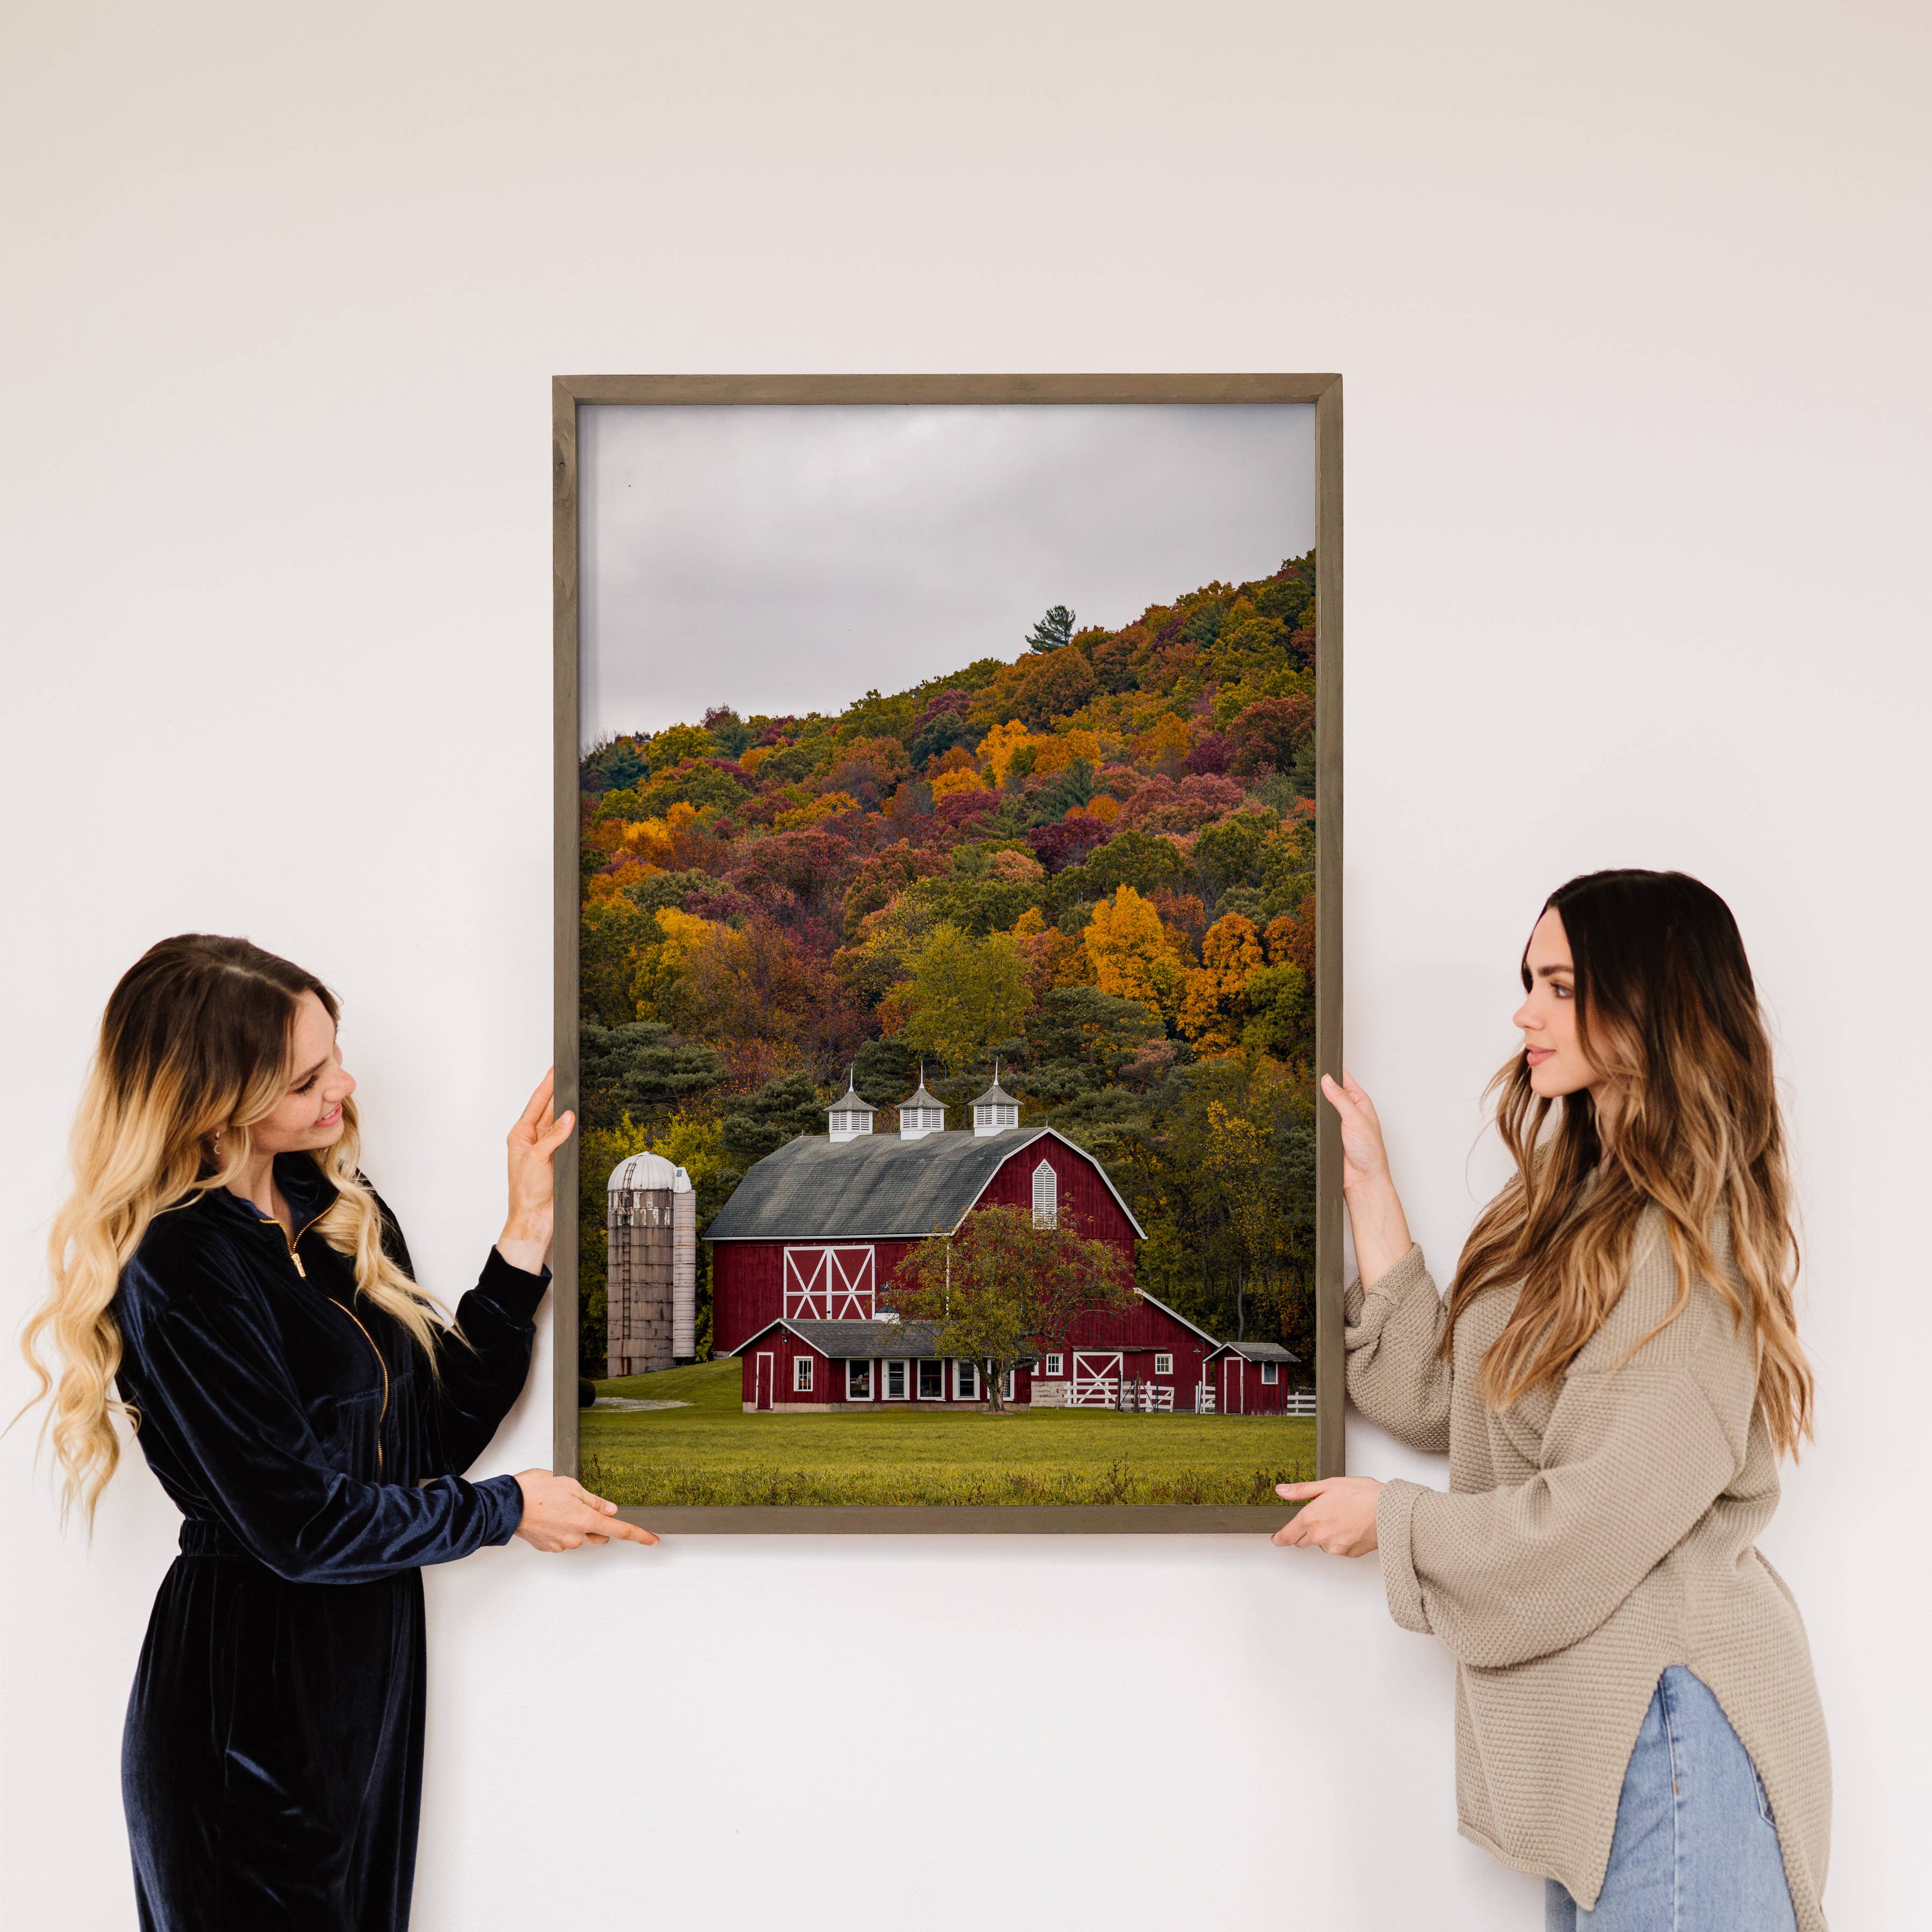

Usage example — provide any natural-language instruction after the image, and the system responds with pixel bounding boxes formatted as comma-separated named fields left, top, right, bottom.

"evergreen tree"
left=1025, top=604, right=1076, bottom=653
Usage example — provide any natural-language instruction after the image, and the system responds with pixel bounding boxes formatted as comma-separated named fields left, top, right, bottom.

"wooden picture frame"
left=552, top=374, right=1343, bottom=1532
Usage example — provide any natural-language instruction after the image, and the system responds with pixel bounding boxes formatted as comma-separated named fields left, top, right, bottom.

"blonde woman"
left=23, top=935, right=655, bottom=1932
left=1274, top=871, right=1830, bottom=1931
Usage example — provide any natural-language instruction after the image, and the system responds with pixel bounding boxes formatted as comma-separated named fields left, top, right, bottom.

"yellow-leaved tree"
left=1178, top=913, right=1265, bottom=1055
left=1082, top=886, right=1185, bottom=1018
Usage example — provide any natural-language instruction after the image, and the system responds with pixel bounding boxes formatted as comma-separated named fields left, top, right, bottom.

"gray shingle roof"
left=703, top=1126, right=1147, bottom=1242
left=1205, top=1339, right=1302, bottom=1364
left=729, top=1318, right=978, bottom=1360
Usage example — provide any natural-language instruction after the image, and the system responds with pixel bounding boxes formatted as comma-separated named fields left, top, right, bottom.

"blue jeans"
left=1545, top=1667, right=1796, bottom=1931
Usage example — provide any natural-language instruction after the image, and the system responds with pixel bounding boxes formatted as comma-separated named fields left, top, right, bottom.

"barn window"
left=1032, top=1160, right=1058, bottom=1229
left=793, top=1357, right=814, bottom=1394
left=917, top=1359, right=944, bottom=1401
left=1042, top=1352, right=1063, bottom=1377
left=1154, top=1353, right=1173, bottom=1376
left=884, top=1360, right=908, bottom=1401
left=847, top=1360, right=872, bottom=1400
left=954, top=1360, right=979, bottom=1401
left=1261, top=1361, right=1279, bottom=1384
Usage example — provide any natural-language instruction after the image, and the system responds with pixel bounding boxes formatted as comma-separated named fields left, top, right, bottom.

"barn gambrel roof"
left=702, top=1126, right=1148, bottom=1243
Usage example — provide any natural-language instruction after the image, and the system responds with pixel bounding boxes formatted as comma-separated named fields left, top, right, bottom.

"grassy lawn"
left=582, top=1360, right=1316, bottom=1506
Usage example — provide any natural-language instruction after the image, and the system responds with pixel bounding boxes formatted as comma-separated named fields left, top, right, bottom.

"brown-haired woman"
left=1274, top=870, right=1830, bottom=1931
left=21, top=935, right=656, bottom=1931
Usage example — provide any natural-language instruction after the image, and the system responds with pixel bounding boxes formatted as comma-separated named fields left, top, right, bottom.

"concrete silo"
left=605, top=1150, right=698, bottom=1376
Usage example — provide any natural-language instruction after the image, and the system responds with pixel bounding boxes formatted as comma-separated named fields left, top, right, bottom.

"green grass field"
left=581, top=1359, right=1317, bottom=1506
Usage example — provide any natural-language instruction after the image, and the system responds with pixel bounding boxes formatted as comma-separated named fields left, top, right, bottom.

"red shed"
left=1201, top=1340, right=1307, bottom=1415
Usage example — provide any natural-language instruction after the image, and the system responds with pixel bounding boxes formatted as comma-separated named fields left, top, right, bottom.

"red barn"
left=704, top=1074, right=1223, bottom=1411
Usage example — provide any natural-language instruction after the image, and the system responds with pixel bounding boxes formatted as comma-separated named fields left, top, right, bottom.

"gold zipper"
left=327, top=1295, right=391, bottom=1479
left=262, top=1208, right=327, bottom=1279
left=260, top=1207, right=389, bottom=1477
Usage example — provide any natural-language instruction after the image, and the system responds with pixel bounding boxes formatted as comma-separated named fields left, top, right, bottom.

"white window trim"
left=1154, top=1352, right=1173, bottom=1376
left=793, top=1355, right=814, bottom=1394
left=916, top=1358, right=945, bottom=1402
left=883, top=1359, right=909, bottom=1401
left=954, top=1359, right=980, bottom=1402
left=1042, top=1352, right=1063, bottom=1377
left=846, top=1358, right=874, bottom=1401
left=1260, top=1361, right=1279, bottom=1384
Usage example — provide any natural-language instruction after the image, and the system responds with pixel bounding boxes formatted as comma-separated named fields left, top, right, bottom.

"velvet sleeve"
left=370, top=1191, right=546, bottom=1478
left=118, top=1248, right=526, bottom=1584
left=423, top=1248, right=550, bottom=1477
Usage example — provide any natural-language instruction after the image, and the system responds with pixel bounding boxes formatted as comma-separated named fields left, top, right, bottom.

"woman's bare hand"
left=512, top=1470, right=659, bottom=1552
left=1319, top=1069, right=1414, bottom=1291
left=1271, top=1477, right=1383, bottom=1556
left=497, top=1070, right=573, bottom=1275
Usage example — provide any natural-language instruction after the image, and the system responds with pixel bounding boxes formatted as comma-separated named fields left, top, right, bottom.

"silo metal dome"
left=607, top=1150, right=694, bottom=1194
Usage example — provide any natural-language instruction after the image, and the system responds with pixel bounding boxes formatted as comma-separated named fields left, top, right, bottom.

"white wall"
left=3, top=4, right=1926, bottom=1926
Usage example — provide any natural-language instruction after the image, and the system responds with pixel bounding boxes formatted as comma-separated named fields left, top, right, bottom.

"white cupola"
left=969, top=1062, right=1021, bottom=1138
left=827, top=1068, right=877, bottom=1143
left=898, top=1065, right=947, bottom=1140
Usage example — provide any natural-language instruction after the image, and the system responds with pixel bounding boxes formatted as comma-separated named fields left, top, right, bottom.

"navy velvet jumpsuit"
left=111, top=1151, right=544, bottom=1931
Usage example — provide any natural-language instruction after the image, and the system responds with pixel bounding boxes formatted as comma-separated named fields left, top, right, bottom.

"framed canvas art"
left=553, top=374, right=1342, bottom=1531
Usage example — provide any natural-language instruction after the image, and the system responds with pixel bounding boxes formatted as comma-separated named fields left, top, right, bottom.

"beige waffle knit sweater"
left=1348, top=1212, right=1830, bottom=1925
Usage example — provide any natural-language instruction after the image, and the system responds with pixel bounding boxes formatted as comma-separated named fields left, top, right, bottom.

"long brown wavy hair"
left=20, top=935, right=450, bottom=1526
left=1445, top=870, right=1814, bottom=1457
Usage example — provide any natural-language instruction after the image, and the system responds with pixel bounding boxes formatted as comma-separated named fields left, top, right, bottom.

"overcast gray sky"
left=579, top=403, right=1316, bottom=747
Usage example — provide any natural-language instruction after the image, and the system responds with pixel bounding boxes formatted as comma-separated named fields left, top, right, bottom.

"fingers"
left=517, top=1069, right=557, bottom=1132
left=1277, top=1480, right=1326, bottom=1500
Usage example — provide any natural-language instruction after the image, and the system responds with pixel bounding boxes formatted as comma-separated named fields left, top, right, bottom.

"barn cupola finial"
left=970, top=1061, right=1020, bottom=1138
left=827, top=1066, right=876, bottom=1143
left=899, top=1061, right=946, bottom=1141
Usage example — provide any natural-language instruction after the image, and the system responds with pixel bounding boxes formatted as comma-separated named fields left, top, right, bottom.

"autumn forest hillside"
left=578, top=553, right=1321, bottom=1374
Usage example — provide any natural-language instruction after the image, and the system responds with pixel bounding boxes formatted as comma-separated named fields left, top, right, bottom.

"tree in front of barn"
left=884, top=1205, right=1134, bottom=1413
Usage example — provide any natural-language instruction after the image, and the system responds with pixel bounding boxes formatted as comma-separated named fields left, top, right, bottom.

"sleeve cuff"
left=476, top=1472, right=527, bottom=1547
left=1345, top=1243, right=1432, bottom=1346
left=477, top=1246, right=552, bottom=1323
left=1376, top=1478, right=1432, bottom=1636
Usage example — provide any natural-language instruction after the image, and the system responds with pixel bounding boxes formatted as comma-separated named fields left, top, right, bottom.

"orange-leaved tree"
left=884, top=1205, right=1134, bottom=1413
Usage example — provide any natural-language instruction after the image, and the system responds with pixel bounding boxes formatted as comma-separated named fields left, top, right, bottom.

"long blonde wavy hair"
left=1446, top=870, right=1814, bottom=1458
left=21, top=935, right=450, bottom=1526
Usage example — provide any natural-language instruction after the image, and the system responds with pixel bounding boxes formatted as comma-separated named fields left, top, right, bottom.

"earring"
left=213, top=1129, right=224, bottom=1157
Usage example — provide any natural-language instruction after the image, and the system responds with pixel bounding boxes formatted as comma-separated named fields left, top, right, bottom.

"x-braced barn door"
left=783, top=1246, right=876, bottom=1320
left=1071, top=1351, right=1122, bottom=1407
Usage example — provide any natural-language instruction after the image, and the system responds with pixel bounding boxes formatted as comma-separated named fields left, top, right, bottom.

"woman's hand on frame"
left=497, top=1069, right=573, bottom=1275
left=512, top=1470, right=659, bottom=1551
left=1319, top=1069, right=1414, bottom=1291
left=1272, top=1477, right=1383, bottom=1557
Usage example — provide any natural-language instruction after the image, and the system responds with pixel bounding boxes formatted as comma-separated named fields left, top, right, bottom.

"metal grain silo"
left=606, top=1151, right=698, bottom=1376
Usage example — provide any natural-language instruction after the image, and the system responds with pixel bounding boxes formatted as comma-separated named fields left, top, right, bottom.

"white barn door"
left=1071, top=1351, right=1122, bottom=1406
left=783, top=1246, right=876, bottom=1320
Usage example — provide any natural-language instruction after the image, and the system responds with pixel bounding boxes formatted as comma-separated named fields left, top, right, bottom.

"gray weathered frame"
left=552, top=373, right=1343, bottom=1533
